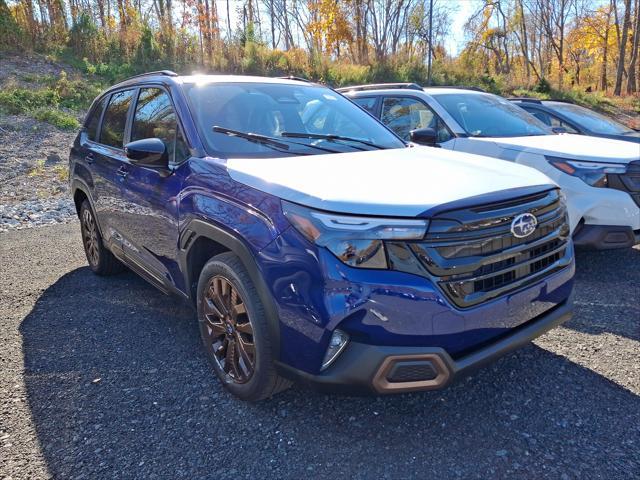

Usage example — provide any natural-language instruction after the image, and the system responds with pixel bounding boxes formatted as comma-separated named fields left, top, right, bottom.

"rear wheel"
left=79, top=200, right=125, bottom=275
left=197, top=252, right=291, bottom=401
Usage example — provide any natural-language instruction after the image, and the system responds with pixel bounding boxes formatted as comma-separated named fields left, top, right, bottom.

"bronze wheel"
left=78, top=199, right=125, bottom=276
left=81, top=207, right=100, bottom=268
left=197, top=252, right=291, bottom=400
left=201, top=275, right=256, bottom=384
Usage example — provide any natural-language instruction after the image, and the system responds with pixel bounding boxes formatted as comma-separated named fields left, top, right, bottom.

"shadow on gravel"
left=568, top=247, right=640, bottom=341
left=20, top=265, right=639, bottom=479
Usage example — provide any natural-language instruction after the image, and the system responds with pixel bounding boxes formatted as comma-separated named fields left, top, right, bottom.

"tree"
left=626, top=0, right=639, bottom=92
left=613, top=0, right=631, bottom=94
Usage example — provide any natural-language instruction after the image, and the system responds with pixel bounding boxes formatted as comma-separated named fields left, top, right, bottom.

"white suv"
left=340, top=84, right=640, bottom=250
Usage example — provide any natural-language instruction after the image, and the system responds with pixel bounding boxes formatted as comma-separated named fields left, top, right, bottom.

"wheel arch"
left=71, top=179, right=106, bottom=238
left=180, top=219, right=281, bottom=358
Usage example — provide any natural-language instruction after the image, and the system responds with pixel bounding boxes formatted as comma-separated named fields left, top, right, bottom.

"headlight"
left=547, top=156, right=627, bottom=188
left=282, top=201, right=428, bottom=269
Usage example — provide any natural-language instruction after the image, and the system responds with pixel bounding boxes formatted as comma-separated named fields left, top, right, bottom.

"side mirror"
left=125, top=138, right=168, bottom=169
left=551, top=126, right=567, bottom=134
left=409, top=127, right=438, bottom=147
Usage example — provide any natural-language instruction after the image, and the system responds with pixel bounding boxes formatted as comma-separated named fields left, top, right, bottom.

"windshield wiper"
left=213, top=126, right=291, bottom=151
left=212, top=126, right=341, bottom=154
left=281, top=132, right=385, bottom=150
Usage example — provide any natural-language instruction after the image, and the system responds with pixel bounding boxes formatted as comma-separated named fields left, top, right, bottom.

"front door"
left=379, top=96, right=455, bottom=147
left=111, top=86, right=191, bottom=294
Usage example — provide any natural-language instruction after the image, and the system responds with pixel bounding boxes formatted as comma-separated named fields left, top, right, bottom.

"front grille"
left=608, top=160, right=640, bottom=208
left=389, top=188, right=572, bottom=308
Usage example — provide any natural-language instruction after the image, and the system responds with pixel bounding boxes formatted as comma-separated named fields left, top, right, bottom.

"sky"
left=445, top=0, right=481, bottom=55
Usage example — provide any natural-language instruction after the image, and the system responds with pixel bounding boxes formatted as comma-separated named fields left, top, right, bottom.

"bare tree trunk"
left=601, top=1, right=613, bottom=90
left=226, top=0, right=232, bottom=39
left=282, top=0, right=293, bottom=49
left=626, top=0, right=640, bottom=93
left=614, top=0, right=631, bottom=95
left=96, top=0, right=107, bottom=28
left=268, top=0, right=276, bottom=48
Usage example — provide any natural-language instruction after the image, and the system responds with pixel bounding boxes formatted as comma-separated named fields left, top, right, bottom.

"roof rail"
left=277, top=75, right=313, bottom=83
left=336, top=83, right=423, bottom=93
left=424, top=85, right=487, bottom=93
left=547, top=98, right=575, bottom=104
left=508, top=97, right=543, bottom=104
left=120, top=70, right=179, bottom=83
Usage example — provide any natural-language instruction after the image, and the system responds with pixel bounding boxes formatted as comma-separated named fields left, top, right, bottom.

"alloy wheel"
left=82, top=208, right=100, bottom=267
left=201, top=275, right=256, bottom=384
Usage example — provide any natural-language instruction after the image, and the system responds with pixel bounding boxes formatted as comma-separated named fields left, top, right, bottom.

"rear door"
left=110, top=86, right=191, bottom=293
left=86, top=88, right=136, bottom=254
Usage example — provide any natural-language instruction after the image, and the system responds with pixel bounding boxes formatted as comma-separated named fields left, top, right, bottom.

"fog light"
left=321, top=329, right=349, bottom=371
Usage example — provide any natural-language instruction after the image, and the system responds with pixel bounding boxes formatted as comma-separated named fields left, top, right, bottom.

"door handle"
left=116, top=166, right=129, bottom=179
left=85, top=153, right=94, bottom=164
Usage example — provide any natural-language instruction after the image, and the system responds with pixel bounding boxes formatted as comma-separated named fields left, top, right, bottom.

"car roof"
left=178, top=75, right=315, bottom=86
left=342, top=86, right=488, bottom=96
left=111, top=72, right=317, bottom=90
left=423, top=87, right=487, bottom=96
left=543, top=100, right=581, bottom=108
left=510, top=98, right=579, bottom=109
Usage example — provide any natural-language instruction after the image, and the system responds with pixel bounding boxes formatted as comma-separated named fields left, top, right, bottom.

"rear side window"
left=100, top=90, right=135, bottom=148
left=352, top=97, right=377, bottom=115
left=526, top=108, right=552, bottom=125
left=131, top=88, right=188, bottom=162
left=85, top=97, right=107, bottom=141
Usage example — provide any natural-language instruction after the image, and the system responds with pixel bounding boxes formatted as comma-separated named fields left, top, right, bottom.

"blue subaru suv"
left=69, top=71, right=575, bottom=401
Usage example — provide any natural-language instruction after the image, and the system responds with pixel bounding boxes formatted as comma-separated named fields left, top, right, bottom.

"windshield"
left=184, top=82, right=405, bottom=157
left=432, top=93, right=551, bottom=137
left=549, top=103, right=636, bottom=135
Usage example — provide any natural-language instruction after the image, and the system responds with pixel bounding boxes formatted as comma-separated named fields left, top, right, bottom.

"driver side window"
left=526, top=108, right=578, bottom=133
left=547, top=113, right=579, bottom=134
left=381, top=97, right=452, bottom=143
left=131, top=88, right=189, bottom=163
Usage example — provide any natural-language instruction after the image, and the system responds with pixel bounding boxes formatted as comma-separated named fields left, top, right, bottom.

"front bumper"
left=276, top=295, right=573, bottom=395
left=573, top=223, right=640, bottom=249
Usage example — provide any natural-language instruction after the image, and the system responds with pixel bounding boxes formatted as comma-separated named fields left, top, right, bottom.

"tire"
left=79, top=199, right=125, bottom=276
left=197, top=252, right=291, bottom=401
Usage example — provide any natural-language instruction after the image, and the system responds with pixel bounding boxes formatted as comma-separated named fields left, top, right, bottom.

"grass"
left=33, top=108, right=79, bottom=130
left=27, top=159, right=46, bottom=177
left=0, top=88, right=60, bottom=114
left=0, top=70, right=97, bottom=129
left=52, top=163, right=69, bottom=181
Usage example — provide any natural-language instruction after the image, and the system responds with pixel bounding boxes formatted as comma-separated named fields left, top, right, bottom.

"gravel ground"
left=0, top=223, right=638, bottom=479
left=0, top=54, right=83, bottom=233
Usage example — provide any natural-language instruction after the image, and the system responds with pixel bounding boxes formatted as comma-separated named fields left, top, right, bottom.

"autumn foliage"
left=0, top=0, right=638, bottom=98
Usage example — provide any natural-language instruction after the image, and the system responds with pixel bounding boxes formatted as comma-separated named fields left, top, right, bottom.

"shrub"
left=33, top=108, right=80, bottom=130
left=54, top=71, right=103, bottom=110
left=0, top=88, right=60, bottom=114
left=534, top=78, right=552, bottom=94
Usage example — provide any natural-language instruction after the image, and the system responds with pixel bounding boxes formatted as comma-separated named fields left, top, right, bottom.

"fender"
left=71, top=178, right=105, bottom=236
left=179, top=219, right=281, bottom=358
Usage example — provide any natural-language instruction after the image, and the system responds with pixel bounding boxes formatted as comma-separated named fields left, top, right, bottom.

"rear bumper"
left=573, top=223, right=640, bottom=249
left=276, top=295, right=573, bottom=395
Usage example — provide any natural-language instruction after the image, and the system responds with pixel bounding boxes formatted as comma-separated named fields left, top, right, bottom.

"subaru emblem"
left=511, top=213, right=537, bottom=238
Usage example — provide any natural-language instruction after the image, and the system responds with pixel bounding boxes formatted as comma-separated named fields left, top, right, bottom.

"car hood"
left=473, top=134, right=640, bottom=162
left=226, top=146, right=554, bottom=217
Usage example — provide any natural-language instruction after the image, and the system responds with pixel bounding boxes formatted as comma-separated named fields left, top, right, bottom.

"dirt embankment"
left=0, top=54, right=82, bottom=232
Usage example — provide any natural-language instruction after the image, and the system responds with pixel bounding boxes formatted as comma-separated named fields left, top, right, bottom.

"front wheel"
left=197, top=252, right=291, bottom=401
